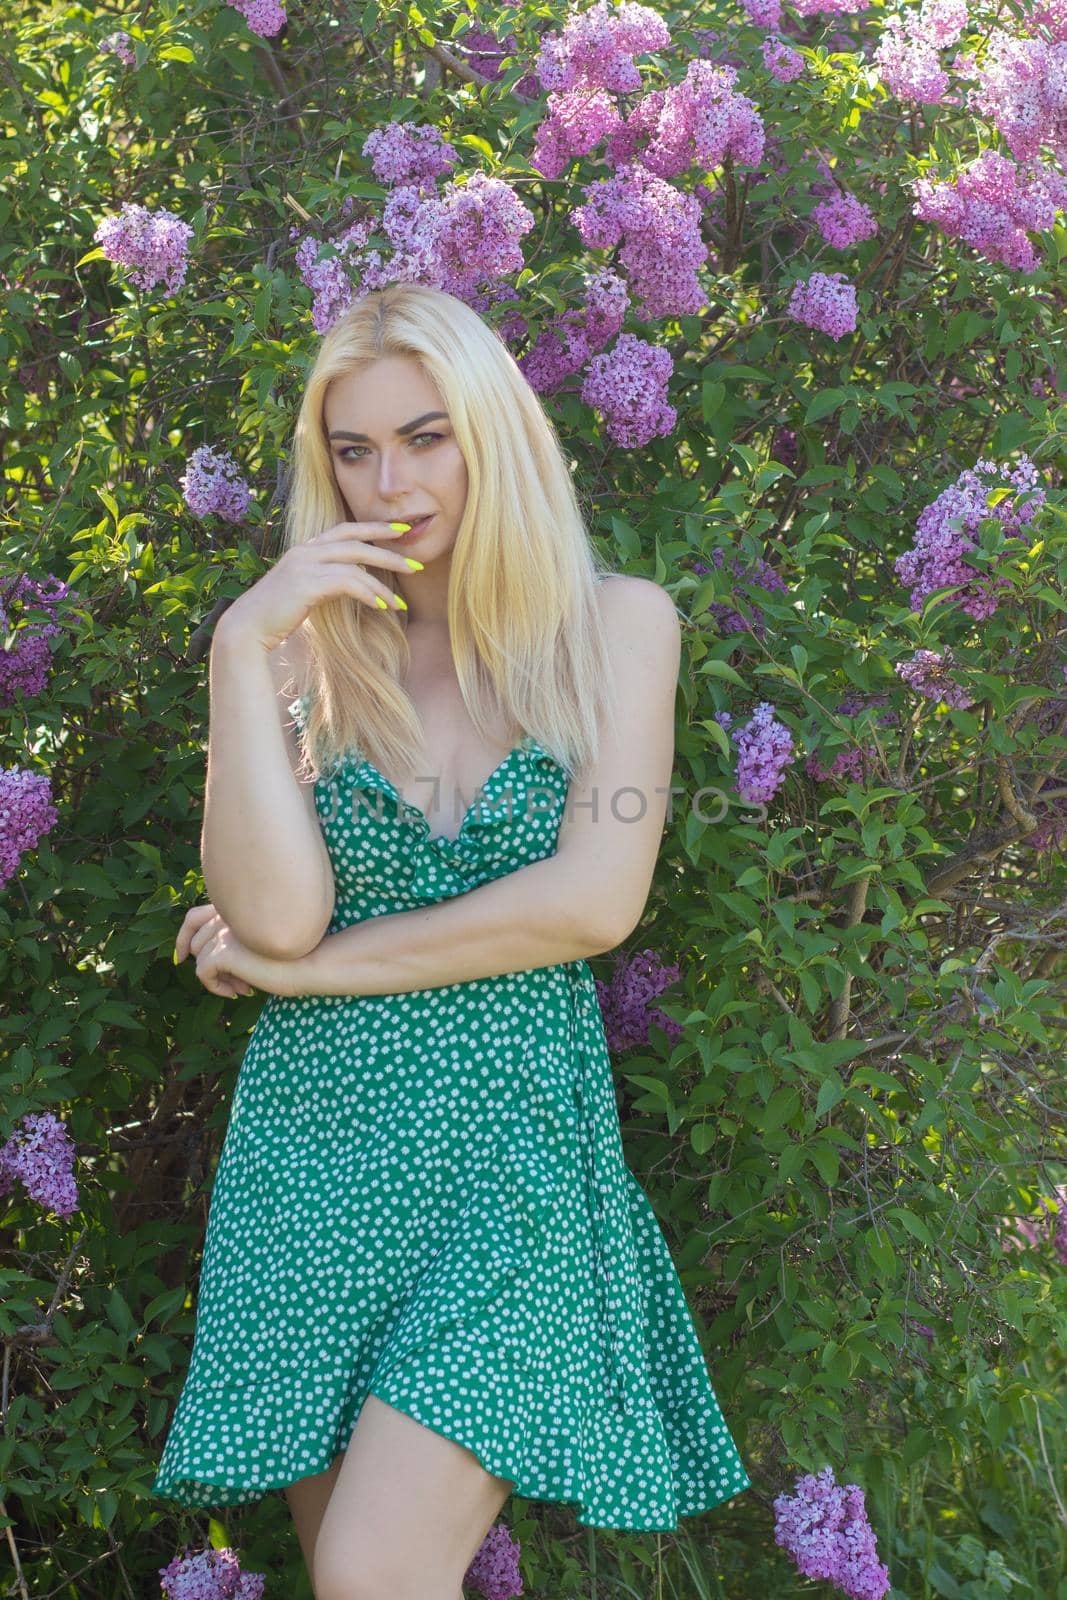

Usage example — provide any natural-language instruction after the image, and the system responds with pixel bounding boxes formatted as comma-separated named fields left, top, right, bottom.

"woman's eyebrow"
left=328, top=411, right=450, bottom=443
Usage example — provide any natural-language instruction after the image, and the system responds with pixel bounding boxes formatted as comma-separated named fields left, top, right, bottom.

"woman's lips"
left=397, top=515, right=433, bottom=541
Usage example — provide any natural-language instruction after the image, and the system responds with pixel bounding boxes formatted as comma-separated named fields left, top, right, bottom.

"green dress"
left=152, top=694, right=751, bottom=1531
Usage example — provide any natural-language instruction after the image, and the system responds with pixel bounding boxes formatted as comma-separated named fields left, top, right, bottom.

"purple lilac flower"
left=693, top=551, right=788, bottom=639
left=535, top=0, right=672, bottom=96
left=0, top=1111, right=78, bottom=1220
left=895, top=455, right=1046, bottom=619
left=894, top=649, right=973, bottom=708
left=579, top=332, right=676, bottom=447
left=606, top=59, right=766, bottom=177
left=179, top=445, right=254, bottom=523
left=0, top=766, right=59, bottom=891
left=787, top=271, right=859, bottom=340
left=740, top=0, right=783, bottom=24
left=773, top=1465, right=891, bottom=1600
left=1027, top=794, right=1067, bottom=853
left=519, top=269, right=629, bottom=395
left=763, top=37, right=806, bottom=81
left=93, top=201, right=194, bottom=295
left=834, top=691, right=898, bottom=727
left=773, top=426, right=798, bottom=466
left=967, top=29, right=1067, bottom=166
left=595, top=948, right=685, bottom=1053
left=733, top=702, right=795, bottom=804
left=805, top=745, right=878, bottom=783
left=809, top=182, right=878, bottom=248
left=100, top=30, right=135, bottom=65
left=228, top=0, right=286, bottom=39
left=362, top=121, right=459, bottom=188
left=464, top=1521, right=524, bottom=1600
left=573, top=162, right=709, bottom=320
left=1000, top=1184, right=1067, bottom=1262
left=0, top=572, right=74, bottom=706
left=159, top=1546, right=266, bottom=1598
left=293, top=167, right=536, bottom=334
left=455, top=28, right=541, bottom=98
left=911, top=148, right=1067, bottom=273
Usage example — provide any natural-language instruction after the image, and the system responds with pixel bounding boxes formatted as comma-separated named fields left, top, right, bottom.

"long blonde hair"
left=282, top=282, right=621, bottom=785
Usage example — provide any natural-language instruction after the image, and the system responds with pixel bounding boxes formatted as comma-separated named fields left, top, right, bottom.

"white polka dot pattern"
left=151, top=694, right=751, bottom=1529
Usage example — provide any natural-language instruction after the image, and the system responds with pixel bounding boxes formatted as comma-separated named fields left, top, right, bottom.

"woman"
left=152, top=282, right=750, bottom=1598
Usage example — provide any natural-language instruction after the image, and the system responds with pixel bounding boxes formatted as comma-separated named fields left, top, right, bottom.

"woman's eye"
left=338, top=432, right=442, bottom=461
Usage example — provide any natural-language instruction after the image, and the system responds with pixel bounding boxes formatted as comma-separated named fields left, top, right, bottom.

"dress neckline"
left=345, top=734, right=558, bottom=851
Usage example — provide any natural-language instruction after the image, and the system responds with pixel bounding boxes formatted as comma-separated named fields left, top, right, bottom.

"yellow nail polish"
left=394, top=596, right=408, bottom=610
left=388, top=521, right=412, bottom=531
left=375, top=596, right=388, bottom=609
left=404, top=558, right=424, bottom=571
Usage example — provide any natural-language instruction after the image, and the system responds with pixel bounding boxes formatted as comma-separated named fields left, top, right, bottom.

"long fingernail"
left=388, top=521, right=412, bottom=531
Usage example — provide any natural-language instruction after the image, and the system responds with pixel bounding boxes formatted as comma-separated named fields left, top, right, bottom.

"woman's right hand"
left=217, top=519, right=420, bottom=655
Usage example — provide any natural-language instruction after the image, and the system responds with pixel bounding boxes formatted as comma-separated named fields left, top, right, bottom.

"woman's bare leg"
left=284, top=1452, right=344, bottom=1588
left=311, top=1392, right=514, bottom=1600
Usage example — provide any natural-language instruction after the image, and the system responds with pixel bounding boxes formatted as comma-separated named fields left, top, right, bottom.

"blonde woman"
left=153, top=282, right=750, bottom=1599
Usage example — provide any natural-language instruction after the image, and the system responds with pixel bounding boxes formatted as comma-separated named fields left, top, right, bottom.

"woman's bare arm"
left=200, top=619, right=335, bottom=961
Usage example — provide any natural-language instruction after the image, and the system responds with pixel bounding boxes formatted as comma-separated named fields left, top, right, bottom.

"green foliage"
left=1, top=1, right=1065, bottom=1597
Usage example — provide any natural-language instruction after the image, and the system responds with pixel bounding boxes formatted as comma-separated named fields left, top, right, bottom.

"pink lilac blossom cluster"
left=518, top=268, right=629, bottom=392
left=807, top=687, right=901, bottom=782
left=911, top=146, right=1067, bottom=272
left=0, top=572, right=74, bottom=705
left=227, top=0, right=286, bottom=39
left=774, top=425, right=798, bottom=466
left=692, top=551, right=789, bottom=640
left=762, top=37, right=806, bottom=82
left=463, top=1521, right=524, bottom=1600
left=740, top=0, right=783, bottom=26
left=732, top=701, right=795, bottom=804
left=895, top=454, right=1046, bottom=619
left=964, top=28, right=1067, bottom=167
left=0, top=766, right=58, bottom=892
left=570, top=164, right=708, bottom=319
left=363, top=122, right=459, bottom=187
left=179, top=445, right=254, bottom=523
left=292, top=127, right=534, bottom=335
left=894, top=648, right=974, bottom=708
left=579, top=331, right=676, bottom=446
left=809, top=164, right=879, bottom=248
left=805, top=744, right=878, bottom=782
left=455, top=27, right=542, bottom=98
left=594, top=948, right=685, bottom=1052
left=1000, top=1183, right=1067, bottom=1264
left=835, top=691, right=899, bottom=727
left=787, top=270, right=859, bottom=339
left=774, top=1465, right=891, bottom=1599
left=99, top=30, right=135, bottom=65
left=0, top=1111, right=78, bottom=1220
left=93, top=201, right=194, bottom=295
left=1027, top=791, right=1067, bottom=852
left=792, top=0, right=871, bottom=15
left=873, top=0, right=969, bottom=105
left=159, top=1545, right=265, bottom=1599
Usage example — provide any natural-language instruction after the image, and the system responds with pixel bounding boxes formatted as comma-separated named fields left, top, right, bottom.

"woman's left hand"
left=174, top=903, right=300, bottom=999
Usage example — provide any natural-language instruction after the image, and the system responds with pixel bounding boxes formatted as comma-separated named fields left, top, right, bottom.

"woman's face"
left=323, top=355, right=469, bottom=566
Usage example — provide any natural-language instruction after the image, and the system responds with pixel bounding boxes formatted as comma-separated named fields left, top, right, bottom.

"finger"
left=175, top=904, right=217, bottom=961
left=313, top=565, right=409, bottom=611
left=308, top=534, right=417, bottom=572
left=312, top=521, right=410, bottom=545
left=188, top=918, right=223, bottom=961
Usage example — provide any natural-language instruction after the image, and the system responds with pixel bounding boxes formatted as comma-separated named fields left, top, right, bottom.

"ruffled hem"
left=151, top=1357, right=751, bottom=1531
